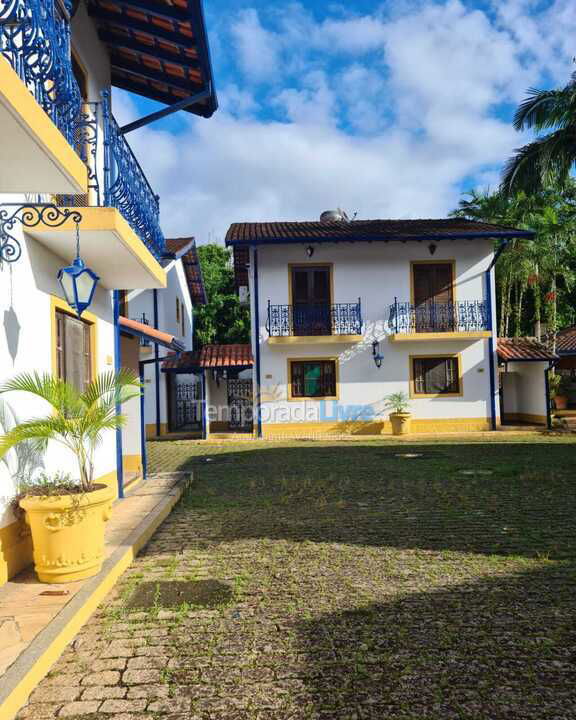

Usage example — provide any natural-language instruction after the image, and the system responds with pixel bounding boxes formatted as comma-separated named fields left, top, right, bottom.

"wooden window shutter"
left=64, top=315, right=86, bottom=392
left=434, top=264, right=453, bottom=303
left=413, top=266, right=432, bottom=307
left=83, top=323, right=92, bottom=387
left=56, top=313, right=65, bottom=380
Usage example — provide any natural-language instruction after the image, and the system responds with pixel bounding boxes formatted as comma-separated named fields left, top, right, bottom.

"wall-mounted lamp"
left=372, top=340, right=384, bottom=369
left=57, top=222, right=99, bottom=317
left=306, top=245, right=314, bottom=258
left=428, top=242, right=437, bottom=256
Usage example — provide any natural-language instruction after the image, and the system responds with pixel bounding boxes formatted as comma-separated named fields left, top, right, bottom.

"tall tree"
left=502, top=71, right=576, bottom=194
left=194, top=244, right=250, bottom=346
left=451, top=185, right=576, bottom=338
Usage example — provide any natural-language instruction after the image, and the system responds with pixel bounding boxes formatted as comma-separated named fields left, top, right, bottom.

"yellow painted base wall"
left=146, top=423, right=168, bottom=439
left=0, top=456, right=142, bottom=588
left=262, top=418, right=492, bottom=438
left=0, top=519, right=33, bottom=587
left=502, top=413, right=547, bottom=425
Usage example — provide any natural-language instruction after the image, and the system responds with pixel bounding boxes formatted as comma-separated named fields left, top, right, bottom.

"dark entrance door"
left=228, top=379, right=253, bottom=431
left=168, top=374, right=202, bottom=432
left=291, top=266, right=331, bottom=335
left=413, top=263, right=454, bottom=331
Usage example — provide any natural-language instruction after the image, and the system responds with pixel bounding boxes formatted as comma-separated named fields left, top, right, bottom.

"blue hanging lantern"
left=372, top=340, right=384, bottom=369
left=57, top=222, right=99, bottom=317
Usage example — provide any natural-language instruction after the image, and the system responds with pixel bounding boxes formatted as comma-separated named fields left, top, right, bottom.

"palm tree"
left=0, top=370, right=141, bottom=492
left=502, top=71, right=576, bottom=194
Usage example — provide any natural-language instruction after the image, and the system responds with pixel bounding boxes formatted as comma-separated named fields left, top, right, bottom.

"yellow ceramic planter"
left=390, top=412, right=412, bottom=436
left=19, top=485, right=114, bottom=583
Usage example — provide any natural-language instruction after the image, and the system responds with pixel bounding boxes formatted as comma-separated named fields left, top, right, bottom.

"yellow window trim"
left=286, top=356, right=340, bottom=401
left=409, top=352, right=463, bottom=398
left=50, top=295, right=98, bottom=382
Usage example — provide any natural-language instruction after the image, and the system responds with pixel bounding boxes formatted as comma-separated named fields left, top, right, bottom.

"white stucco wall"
left=0, top=228, right=115, bottom=530
left=503, top=362, right=548, bottom=421
left=250, top=239, right=499, bottom=427
left=128, top=259, right=195, bottom=434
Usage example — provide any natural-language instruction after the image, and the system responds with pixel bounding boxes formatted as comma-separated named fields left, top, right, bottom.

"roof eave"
left=225, top=230, right=536, bottom=247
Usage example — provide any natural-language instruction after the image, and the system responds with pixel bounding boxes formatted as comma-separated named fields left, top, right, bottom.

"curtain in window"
left=291, top=361, right=336, bottom=398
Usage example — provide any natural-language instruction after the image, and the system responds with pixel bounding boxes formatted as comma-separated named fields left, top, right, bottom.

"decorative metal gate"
left=172, top=380, right=202, bottom=431
left=228, top=379, right=253, bottom=431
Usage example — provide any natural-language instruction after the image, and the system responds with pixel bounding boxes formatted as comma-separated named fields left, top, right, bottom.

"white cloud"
left=229, top=8, right=280, bottom=83
left=112, top=0, right=575, bottom=245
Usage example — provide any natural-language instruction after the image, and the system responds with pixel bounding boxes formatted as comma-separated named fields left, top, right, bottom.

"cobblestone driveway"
left=17, top=438, right=576, bottom=719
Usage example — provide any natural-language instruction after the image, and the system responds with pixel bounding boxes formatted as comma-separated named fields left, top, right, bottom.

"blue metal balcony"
left=387, top=299, right=489, bottom=334
left=0, top=0, right=82, bottom=150
left=267, top=300, right=363, bottom=338
left=56, top=96, right=165, bottom=261
left=101, top=95, right=165, bottom=259
left=0, top=2, right=165, bottom=260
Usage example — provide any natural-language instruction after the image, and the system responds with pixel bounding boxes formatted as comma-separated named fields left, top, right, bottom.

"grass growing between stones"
left=17, top=435, right=576, bottom=720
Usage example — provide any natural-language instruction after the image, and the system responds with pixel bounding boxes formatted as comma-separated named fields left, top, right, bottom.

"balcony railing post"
left=101, top=90, right=112, bottom=207
left=394, top=297, right=399, bottom=333
left=358, top=297, right=362, bottom=333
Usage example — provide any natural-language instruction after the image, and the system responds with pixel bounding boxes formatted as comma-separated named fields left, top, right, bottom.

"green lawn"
left=32, top=435, right=575, bottom=719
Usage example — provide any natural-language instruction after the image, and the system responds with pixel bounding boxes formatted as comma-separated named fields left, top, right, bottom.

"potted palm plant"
left=0, top=370, right=140, bottom=584
left=384, top=391, right=412, bottom=435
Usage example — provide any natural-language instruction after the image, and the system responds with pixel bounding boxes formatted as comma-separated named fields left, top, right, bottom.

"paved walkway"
left=15, top=439, right=576, bottom=719
left=0, top=475, right=184, bottom=720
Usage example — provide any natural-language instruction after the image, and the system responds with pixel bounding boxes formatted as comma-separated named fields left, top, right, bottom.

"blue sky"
left=115, top=0, right=575, bottom=243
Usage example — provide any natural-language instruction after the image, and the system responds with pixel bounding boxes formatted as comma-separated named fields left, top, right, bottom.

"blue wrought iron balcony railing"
left=267, top=300, right=363, bottom=337
left=0, top=0, right=81, bottom=150
left=0, top=3, right=165, bottom=260
left=55, top=95, right=165, bottom=260
left=387, top=299, right=489, bottom=334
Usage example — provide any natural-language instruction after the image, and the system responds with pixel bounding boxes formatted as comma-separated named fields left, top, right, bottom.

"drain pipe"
left=138, top=360, right=147, bottom=480
left=113, top=290, right=124, bottom=499
left=485, top=240, right=508, bottom=431
left=153, top=289, right=161, bottom=436
left=545, top=361, right=556, bottom=430
left=252, top=247, right=262, bottom=438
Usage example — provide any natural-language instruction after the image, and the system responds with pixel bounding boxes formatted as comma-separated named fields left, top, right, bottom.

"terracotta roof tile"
left=497, top=337, right=558, bottom=362
left=225, top=218, right=534, bottom=246
left=233, top=245, right=249, bottom=287
left=556, top=326, right=576, bottom=354
left=119, top=316, right=184, bottom=351
left=164, top=237, right=194, bottom=257
left=163, top=344, right=253, bottom=370
left=182, top=244, right=207, bottom=305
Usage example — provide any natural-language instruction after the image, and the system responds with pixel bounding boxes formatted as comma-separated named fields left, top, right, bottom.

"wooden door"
left=413, top=263, right=454, bottom=331
left=291, top=266, right=331, bottom=335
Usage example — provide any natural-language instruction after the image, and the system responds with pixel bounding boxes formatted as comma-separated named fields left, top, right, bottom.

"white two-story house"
left=0, top=0, right=216, bottom=585
left=226, top=215, right=535, bottom=438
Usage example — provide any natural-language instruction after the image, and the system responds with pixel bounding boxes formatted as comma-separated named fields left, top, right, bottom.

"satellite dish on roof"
left=320, top=208, right=349, bottom=223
